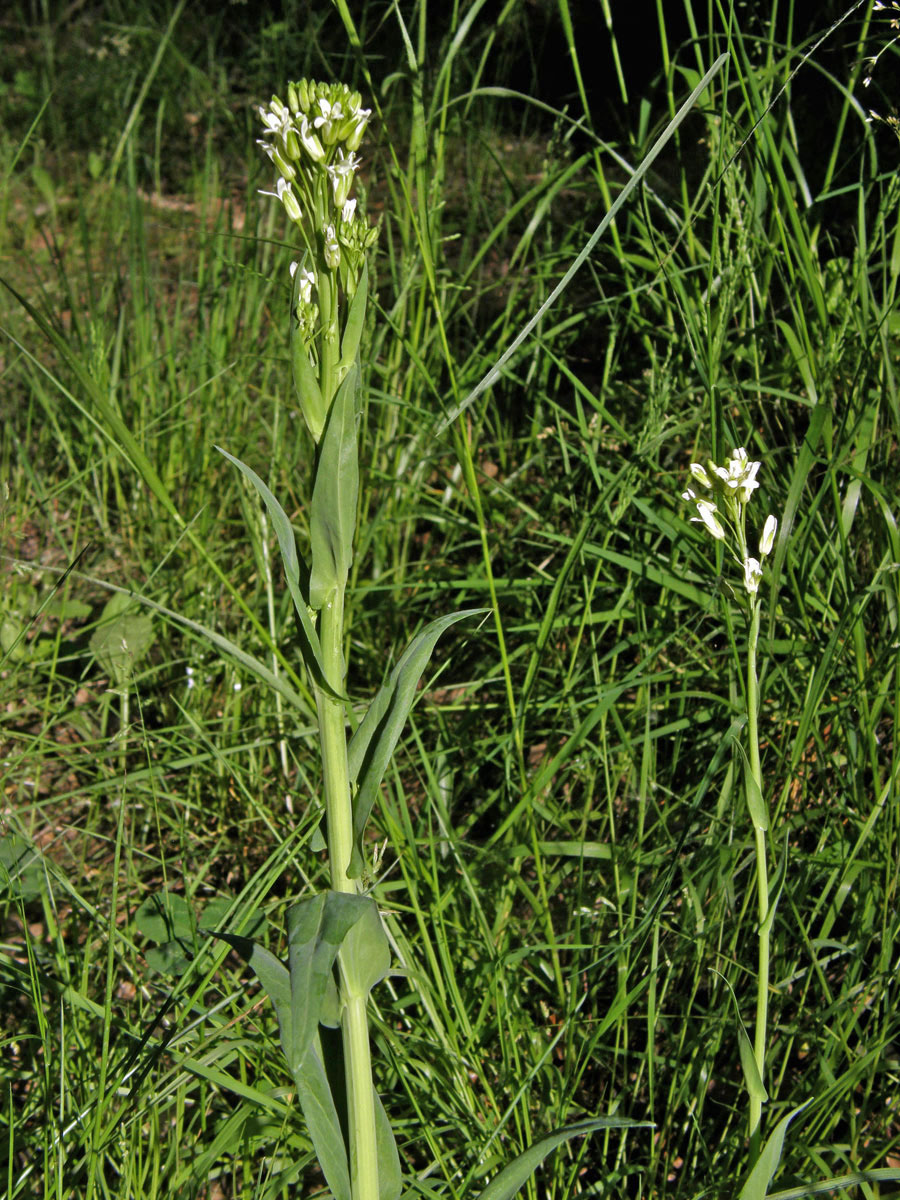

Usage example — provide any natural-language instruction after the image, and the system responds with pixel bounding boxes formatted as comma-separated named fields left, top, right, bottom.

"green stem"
left=316, top=588, right=379, bottom=1200
left=746, top=597, right=769, bottom=1159
left=317, top=588, right=354, bottom=893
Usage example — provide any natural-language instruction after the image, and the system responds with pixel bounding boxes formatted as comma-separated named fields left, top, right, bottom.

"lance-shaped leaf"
left=286, top=892, right=372, bottom=1072
left=375, top=1088, right=401, bottom=1200
left=292, top=1036, right=353, bottom=1200
left=738, top=1101, right=811, bottom=1200
left=338, top=259, right=368, bottom=374
left=318, top=1005, right=401, bottom=1200
left=309, top=364, right=359, bottom=610
left=291, top=252, right=328, bottom=443
left=215, top=448, right=333, bottom=693
left=346, top=608, right=488, bottom=878
left=208, top=929, right=353, bottom=1200
left=472, top=1116, right=653, bottom=1200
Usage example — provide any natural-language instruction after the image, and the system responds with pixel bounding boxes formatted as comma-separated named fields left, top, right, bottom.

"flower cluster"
left=682, top=447, right=778, bottom=596
left=257, top=80, right=378, bottom=283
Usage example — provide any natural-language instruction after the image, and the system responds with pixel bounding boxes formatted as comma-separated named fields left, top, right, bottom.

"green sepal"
left=309, top=364, right=359, bottom=610
left=346, top=608, right=488, bottom=877
left=291, top=252, right=327, bottom=443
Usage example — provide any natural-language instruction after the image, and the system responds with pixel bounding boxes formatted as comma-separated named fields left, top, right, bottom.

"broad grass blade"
left=473, top=1117, right=652, bottom=1200
left=309, top=364, right=360, bottom=609
left=346, top=608, right=488, bottom=877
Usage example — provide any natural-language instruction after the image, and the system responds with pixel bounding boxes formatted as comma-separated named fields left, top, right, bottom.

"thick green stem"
left=315, top=589, right=379, bottom=1200
left=746, top=598, right=769, bottom=1158
left=317, top=589, right=354, bottom=893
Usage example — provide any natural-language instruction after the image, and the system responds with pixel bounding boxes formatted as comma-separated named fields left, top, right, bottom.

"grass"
left=2, top=0, right=899, bottom=1197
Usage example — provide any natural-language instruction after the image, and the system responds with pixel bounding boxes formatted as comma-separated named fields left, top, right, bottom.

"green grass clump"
left=2, top=1, right=899, bottom=1197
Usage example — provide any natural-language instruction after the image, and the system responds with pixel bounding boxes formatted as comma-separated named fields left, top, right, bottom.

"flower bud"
left=277, top=177, right=302, bottom=223
left=270, top=144, right=296, bottom=181
left=693, top=499, right=726, bottom=540
left=743, top=557, right=763, bottom=594
left=759, top=514, right=777, bottom=557
left=689, top=462, right=713, bottom=488
left=287, top=82, right=300, bottom=114
left=298, top=116, right=325, bottom=163
left=297, top=78, right=311, bottom=113
left=323, top=223, right=341, bottom=269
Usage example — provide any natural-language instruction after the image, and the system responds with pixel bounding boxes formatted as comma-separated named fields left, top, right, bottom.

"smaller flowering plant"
left=682, top=446, right=778, bottom=595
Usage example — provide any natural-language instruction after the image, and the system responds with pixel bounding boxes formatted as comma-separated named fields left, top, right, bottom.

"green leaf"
left=744, top=765, right=769, bottom=832
left=472, top=1117, right=652, bottom=1200
left=145, top=941, right=193, bottom=975
left=139, top=893, right=265, bottom=977
left=346, top=608, right=488, bottom=877
left=375, top=1087, right=401, bottom=1200
left=309, top=364, right=359, bottom=610
left=738, top=1102, right=811, bottom=1200
left=339, top=259, right=368, bottom=372
left=338, top=898, right=391, bottom=1002
left=206, top=931, right=294, bottom=1063
left=89, top=592, right=154, bottom=686
left=135, top=890, right=192, bottom=942
left=286, top=892, right=371, bottom=1071
left=738, top=1024, right=768, bottom=1105
left=0, top=831, right=44, bottom=900
left=215, top=448, right=329, bottom=690
left=292, top=1037, right=352, bottom=1200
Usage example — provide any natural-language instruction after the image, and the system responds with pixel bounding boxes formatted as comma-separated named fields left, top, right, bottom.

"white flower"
left=258, top=100, right=292, bottom=140
left=689, top=462, right=713, bottom=488
left=341, top=197, right=357, bottom=223
left=260, top=177, right=302, bottom=222
left=313, top=97, right=345, bottom=144
left=759, top=514, right=777, bottom=557
left=743, top=557, right=763, bottom=594
left=681, top=487, right=696, bottom=503
left=299, top=266, right=315, bottom=303
left=714, top=446, right=761, bottom=503
left=297, top=116, right=326, bottom=162
left=327, top=148, right=361, bottom=206
left=323, top=223, right=340, bottom=269
left=692, top=499, right=726, bottom=540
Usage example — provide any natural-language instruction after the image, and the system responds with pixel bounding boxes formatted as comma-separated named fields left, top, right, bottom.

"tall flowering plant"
left=206, top=79, right=639, bottom=1200
left=683, top=447, right=779, bottom=1159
